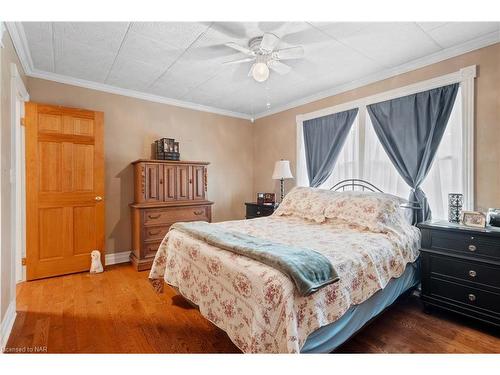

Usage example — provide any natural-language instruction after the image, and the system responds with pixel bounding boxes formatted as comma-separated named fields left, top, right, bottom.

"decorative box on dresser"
left=418, top=220, right=500, bottom=327
left=130, top=159, right=213, bottom=271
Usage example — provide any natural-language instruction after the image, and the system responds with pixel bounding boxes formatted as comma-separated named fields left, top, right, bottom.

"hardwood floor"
left=5, top=263, right=500, bottom=353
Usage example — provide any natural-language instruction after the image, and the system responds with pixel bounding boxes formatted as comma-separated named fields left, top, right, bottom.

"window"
left=297, top=87, right=466, bottom=220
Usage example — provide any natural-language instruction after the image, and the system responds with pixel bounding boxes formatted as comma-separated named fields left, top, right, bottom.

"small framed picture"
left=461, top=211, right=486, bottom=228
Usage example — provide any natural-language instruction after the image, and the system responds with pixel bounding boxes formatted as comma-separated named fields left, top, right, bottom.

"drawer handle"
left=468, top=293, right=476, bottom=302
left=468, top=244, right=476, bottom=252
left=148, top=214, right=161, bottom=219
left=194, top=210, right=204, bottom=215
left=468, top=270, right=477, bottom=278
left=148, top=230, right=161, bottom=236
left=257, top=211, right=261, bottom=215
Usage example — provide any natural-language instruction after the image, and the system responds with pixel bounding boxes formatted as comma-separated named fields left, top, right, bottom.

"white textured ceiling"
left=20, top=22, right=500, bottom=118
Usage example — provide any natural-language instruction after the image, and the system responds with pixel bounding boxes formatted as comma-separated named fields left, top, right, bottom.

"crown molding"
left=5, top=21, right=252, bottom=121
left=254, top=30, right=500, bottom=120
left=5, top=21, right=499, bottom=122
left=5, top=22, right=33, bottom=73
left=28, top=69, right=253, bottom=120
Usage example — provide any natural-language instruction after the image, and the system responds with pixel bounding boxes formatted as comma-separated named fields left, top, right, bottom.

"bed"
left=149, top=181, right=421, bottom=353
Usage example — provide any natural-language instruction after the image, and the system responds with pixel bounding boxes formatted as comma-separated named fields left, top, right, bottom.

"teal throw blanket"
left=171, top=221, right=339, bottom=296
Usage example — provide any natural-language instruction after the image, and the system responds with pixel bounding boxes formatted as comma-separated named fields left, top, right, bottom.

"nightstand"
left=245, top=202, right=277, bottom=219
left=418, top=220, right=500, bottom=327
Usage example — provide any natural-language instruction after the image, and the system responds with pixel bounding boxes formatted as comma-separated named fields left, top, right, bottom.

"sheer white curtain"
left=421, top=89, right=463, bottom=219
left=316, top=115, right=360, bottom=189
left=297, top=88, right=463, bottom=220
left=363, top=115, right=409, bottom=199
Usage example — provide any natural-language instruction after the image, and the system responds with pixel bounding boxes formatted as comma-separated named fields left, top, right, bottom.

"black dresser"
left=245, top=202, right=277, bottom=219
left=418, top=220, right=500, bottom=327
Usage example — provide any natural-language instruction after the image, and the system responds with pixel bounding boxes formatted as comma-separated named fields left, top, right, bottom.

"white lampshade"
left=272, top=160, right=294, bottom=180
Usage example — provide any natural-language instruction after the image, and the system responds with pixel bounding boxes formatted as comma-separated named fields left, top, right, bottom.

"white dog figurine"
left=90, top=250, right=104, bottom=273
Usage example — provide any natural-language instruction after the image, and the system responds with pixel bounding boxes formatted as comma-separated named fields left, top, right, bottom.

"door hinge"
left=21, top=257, right=26, bottom=266
left=20, top=117, right=25, bottom=126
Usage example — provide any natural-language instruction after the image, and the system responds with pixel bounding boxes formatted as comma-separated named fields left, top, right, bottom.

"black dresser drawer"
left=428, top=277, right=500, bottom=318
left=245, top=202, right=276, bottom=219
left=427, top=230, right=500, bottom=261
left=427, top=254, right=500, bottom=291
left=418, top=220, right=500, bottom=328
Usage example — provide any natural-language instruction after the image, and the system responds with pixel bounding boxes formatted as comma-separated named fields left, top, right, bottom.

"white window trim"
left=296, top=65, right=476, bottom=210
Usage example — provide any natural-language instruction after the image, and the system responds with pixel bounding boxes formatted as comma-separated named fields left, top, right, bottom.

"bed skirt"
left=301, top=260, right=420, bottom=353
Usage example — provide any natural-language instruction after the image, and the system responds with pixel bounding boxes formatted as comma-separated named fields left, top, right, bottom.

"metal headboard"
left=329, top=179, right=422, bottom=211
left=330, top=179, right=383, bottom=193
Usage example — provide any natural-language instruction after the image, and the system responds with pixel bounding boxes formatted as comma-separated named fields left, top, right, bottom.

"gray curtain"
left=367, top=83, right=459, bottom=224
left=303, top=108, right=358, bottom=187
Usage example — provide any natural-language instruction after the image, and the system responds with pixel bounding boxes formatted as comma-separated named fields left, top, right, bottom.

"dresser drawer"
left=428, top=230, right=500, bottom=261
left=143, top=225, right=170, bottom=242
left=429, top=277, right=500, bottom=316
left=143, top=205, right=210, bottom=225
left=143, top=241, right=161, bottom=259
left=428, top=254, right=500, bottom=290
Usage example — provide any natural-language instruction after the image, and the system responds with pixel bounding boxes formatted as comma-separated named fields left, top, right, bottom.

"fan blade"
left=225, top=42, right=255, bottom=56
left=223, top=57, right=256, bottom=65
left=248, top=64, right=256, bottom=77
left=275, top=46, right=304, bottom=60
left=260, top=32, right=280, bottom=52
left=268, top=60, right=292, bottom=75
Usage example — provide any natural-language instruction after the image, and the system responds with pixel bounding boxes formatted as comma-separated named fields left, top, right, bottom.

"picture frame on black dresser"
left=462, top=211, right=486, bottom=228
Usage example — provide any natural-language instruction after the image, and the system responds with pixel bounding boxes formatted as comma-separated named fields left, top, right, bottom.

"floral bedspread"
left=149, top=214, right=420, bottom=353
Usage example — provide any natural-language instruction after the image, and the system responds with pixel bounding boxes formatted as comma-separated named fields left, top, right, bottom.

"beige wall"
left=253, top=43, right=500, bottom=212
left=27, top=78, right=254, bottom=255
left=2, top=38, right=499, bottom=277
left=1, top=31, right=27, bottom=321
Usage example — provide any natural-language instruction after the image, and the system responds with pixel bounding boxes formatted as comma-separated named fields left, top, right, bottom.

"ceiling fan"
left=223, top=32, right=304, bottom=82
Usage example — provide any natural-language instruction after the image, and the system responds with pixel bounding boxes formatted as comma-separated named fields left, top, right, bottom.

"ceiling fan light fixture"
left=252, top=62, right=269, bottom=82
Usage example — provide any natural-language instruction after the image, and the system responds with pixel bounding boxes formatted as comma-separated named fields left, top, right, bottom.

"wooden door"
left=175, top=165, right=192, bottom=200
left=144, top=163, right=163, bottom=202
left=25, top=103, right=105, bottom=280
left=192, top=166, right=206, bottom=200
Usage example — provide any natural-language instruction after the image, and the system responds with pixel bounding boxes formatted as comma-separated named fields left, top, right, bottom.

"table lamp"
left=272, top=160, right=294, bottom=202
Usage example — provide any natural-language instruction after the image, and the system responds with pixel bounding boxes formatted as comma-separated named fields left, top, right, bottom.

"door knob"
left=95, top=196, right=103, bottom=201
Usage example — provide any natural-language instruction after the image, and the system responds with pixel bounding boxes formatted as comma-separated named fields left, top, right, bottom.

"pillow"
left=274, top=187, right=339, bottom=223
left=323, top=191, right=409, bottom=232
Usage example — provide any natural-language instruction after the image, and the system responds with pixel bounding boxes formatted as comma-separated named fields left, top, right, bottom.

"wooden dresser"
left=418, top=220, right=500, bottom=327
left=130, top=159, right=213, bottom=270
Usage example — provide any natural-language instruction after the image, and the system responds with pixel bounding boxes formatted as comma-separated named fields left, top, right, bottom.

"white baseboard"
left=1, top=301, right=17, bottom=351
left=105, top=251, right=131, bottom=266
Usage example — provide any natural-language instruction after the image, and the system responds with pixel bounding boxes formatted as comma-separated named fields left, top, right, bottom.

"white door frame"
left=11, top=62, right=29, bottom=285
left=0, top=22, right=4, bottom=319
